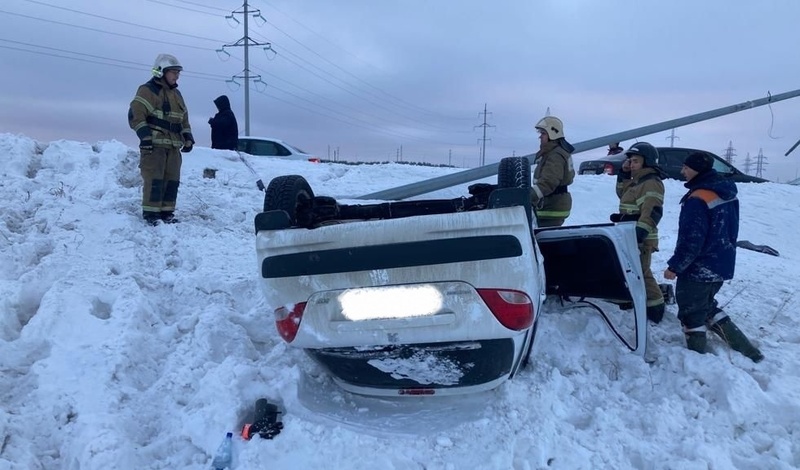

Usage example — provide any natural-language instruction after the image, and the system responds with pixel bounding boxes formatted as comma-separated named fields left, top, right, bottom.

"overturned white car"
left=254, top=157, right=647, bottom=397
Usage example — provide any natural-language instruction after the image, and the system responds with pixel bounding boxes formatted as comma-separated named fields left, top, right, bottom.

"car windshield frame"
left=282, top=142, right=308, bottom=155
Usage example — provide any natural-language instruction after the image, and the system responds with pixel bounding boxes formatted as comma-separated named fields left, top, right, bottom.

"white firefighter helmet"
left=152, top=54, right=182, bottom=78
left=535, top=116, right=565, bottom=140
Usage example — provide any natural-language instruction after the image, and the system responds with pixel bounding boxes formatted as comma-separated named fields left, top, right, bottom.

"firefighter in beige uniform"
left=531, top=116, right=575, bottom=227
left=128, top=53, right=194, bottom=225
left=611, top=142, right=666, bottom=323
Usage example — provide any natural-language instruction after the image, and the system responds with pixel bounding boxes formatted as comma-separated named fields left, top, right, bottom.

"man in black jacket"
left=208, top=95, right=239, bottom=150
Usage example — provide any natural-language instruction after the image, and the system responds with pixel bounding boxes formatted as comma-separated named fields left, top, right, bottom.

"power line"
left=19, top=0, right=224, bottom=43
left=0, top=9, right=209, bottom=51
left=0, top=39, right=227, bottom=81
left=17, top=0, right=470, bottom=135
left=254, top=0, right=473, bottom=122
left=7, top=1, right=473, bottom=149
left=250, top=34, right=469, bottom=134
left=144, top=0, right=226, bottom=16
left=249, top=28, right=471, bottom=133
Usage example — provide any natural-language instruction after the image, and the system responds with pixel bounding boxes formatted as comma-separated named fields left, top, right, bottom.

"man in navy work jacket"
left=663, top=152, right=763, bottom=362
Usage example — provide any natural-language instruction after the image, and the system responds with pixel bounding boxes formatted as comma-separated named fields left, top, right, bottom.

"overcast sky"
left=3, top=0, right=800, bottom=180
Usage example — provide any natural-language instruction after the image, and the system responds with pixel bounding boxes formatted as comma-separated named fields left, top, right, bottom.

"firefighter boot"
left=647, top=304, right=665, bottom=324
left=684, top=331, right=707, bottom=354
left=708, top=316, right=764, bottom=363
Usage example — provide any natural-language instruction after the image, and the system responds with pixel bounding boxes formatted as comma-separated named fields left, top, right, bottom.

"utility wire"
left=0, top=9, right=210, bottom=51
left=20, top=0, right=468, bottom=133
left=164, top=0, right=230, bottom=13
left=150, top=0, right=471, bottom=127
left=9, top=1, right=471, bottom=146
left=0, top=34, right=463, bottom=146
left=144, top=0, right=226, bottom=16
left=20, top=0, right=224, bottom=43
left=0, top=39, right=228, bottom=81
left=255, top=0, right=471, bottom=122
left=3, top=6, right=457, bottom=139
left=241, top=59, right=467, bottom=146
left=251, top=29, right=472, bottom=134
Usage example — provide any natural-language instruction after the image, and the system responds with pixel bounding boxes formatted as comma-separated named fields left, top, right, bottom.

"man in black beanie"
left=663, top=152, right=763, bottom=361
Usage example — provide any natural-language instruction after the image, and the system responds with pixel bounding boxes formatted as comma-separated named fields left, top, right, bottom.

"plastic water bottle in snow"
left=211, top=432, right=233, bottom=469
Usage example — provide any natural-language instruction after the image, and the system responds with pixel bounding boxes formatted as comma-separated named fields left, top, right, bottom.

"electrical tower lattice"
left=217, top=0, right=275, bottom=136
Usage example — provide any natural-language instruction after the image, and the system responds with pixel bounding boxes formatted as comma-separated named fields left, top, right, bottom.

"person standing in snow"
left=607, top=142, right=624, bottom=156
left=530, top=116, right=575, bottom=227
left=610, top=142, right=666, bottom=323
left=128, top=53, right=194, bottom=225
left=208, top=95, right=239, bottom=150
left=663, top=152, right=763, bottom=362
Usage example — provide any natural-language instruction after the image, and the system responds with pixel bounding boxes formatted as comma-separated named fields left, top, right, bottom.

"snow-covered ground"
left=1, top=133, right=799, bottom=469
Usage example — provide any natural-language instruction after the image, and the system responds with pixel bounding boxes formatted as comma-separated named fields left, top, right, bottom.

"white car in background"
left=237, top=136, right=320, bottom=163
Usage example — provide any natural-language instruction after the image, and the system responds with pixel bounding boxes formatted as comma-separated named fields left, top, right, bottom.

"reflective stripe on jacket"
left=531, top=139, right=575, bottom=221
left=128, top=77, right=193, bottom=148
left=616, top=167, right=664, bottom=248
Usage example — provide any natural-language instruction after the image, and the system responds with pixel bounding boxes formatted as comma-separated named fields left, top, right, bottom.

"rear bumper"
left=306, top=338, right=517, bottom=396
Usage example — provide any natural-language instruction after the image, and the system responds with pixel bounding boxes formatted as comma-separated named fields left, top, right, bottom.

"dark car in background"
left=578, top=147, right=769, bottom=183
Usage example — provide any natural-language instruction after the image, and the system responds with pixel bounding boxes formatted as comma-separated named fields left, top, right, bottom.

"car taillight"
left=477, top=289, right=533, bottom=330
left=603, top=163, right=615, bottom=175
left=274, top=302, right=306, bottom=342
left=308, top=158, right=321, bottom=164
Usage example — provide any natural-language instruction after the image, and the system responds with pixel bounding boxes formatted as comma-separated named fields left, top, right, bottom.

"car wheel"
left=498, top=157, right=531, bottom=189
left=263, top=175, right=315, bottom=227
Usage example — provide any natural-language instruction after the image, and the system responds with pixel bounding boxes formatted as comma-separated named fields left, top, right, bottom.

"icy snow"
left=1, top=133, right=799, bottom=469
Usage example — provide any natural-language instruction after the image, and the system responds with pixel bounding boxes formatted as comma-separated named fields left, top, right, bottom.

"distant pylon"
left=722, top=141, right=737, bottom=164
left=474, top=103, right=495, bottom=166
left=743, top=152, right=753, bottom=175
left=755, top=148, right=768, bottom=178
left=217, top=0, right=275, bottom=136
left=665, top=128, right=680, bottom=147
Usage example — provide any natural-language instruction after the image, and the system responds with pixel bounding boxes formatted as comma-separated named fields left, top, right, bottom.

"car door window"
left=251, top=140, right=279, bottom=156
left=659, top=149, right=688, bottom=179
left=274, top=143, right=292, bottom=157
left=708, top=153, right=736, bottom=175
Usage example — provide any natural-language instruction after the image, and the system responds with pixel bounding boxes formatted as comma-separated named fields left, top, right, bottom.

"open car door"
left=534, top=222, right=647, bottom=356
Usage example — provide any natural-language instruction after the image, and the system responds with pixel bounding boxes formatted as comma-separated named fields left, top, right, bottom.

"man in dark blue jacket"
left=208, top=95, right=239, bottom=150
left=664, top=152, right=763, bottom=362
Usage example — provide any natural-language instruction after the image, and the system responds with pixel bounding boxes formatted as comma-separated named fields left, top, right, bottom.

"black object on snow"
left=241, top=398, right=283, bottom=440
left=736, top=240, right=779, bottom=257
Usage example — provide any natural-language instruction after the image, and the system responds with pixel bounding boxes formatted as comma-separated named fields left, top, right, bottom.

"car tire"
left=498, top=157, right=531, bottom=189
left=263, top=175, right=315, bottom=227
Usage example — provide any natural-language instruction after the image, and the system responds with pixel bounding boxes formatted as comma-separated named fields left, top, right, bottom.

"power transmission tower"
left=218, top=1, right=275, bottom=136
left=474, top=103, right=495, bottom=166
left=742, top=152, right=753, bottom=175
left=665, top=128, right=680, bottom=147
left=722, top=141, right=737, bottom=164
left=755, top=148, right=768, bottom=178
